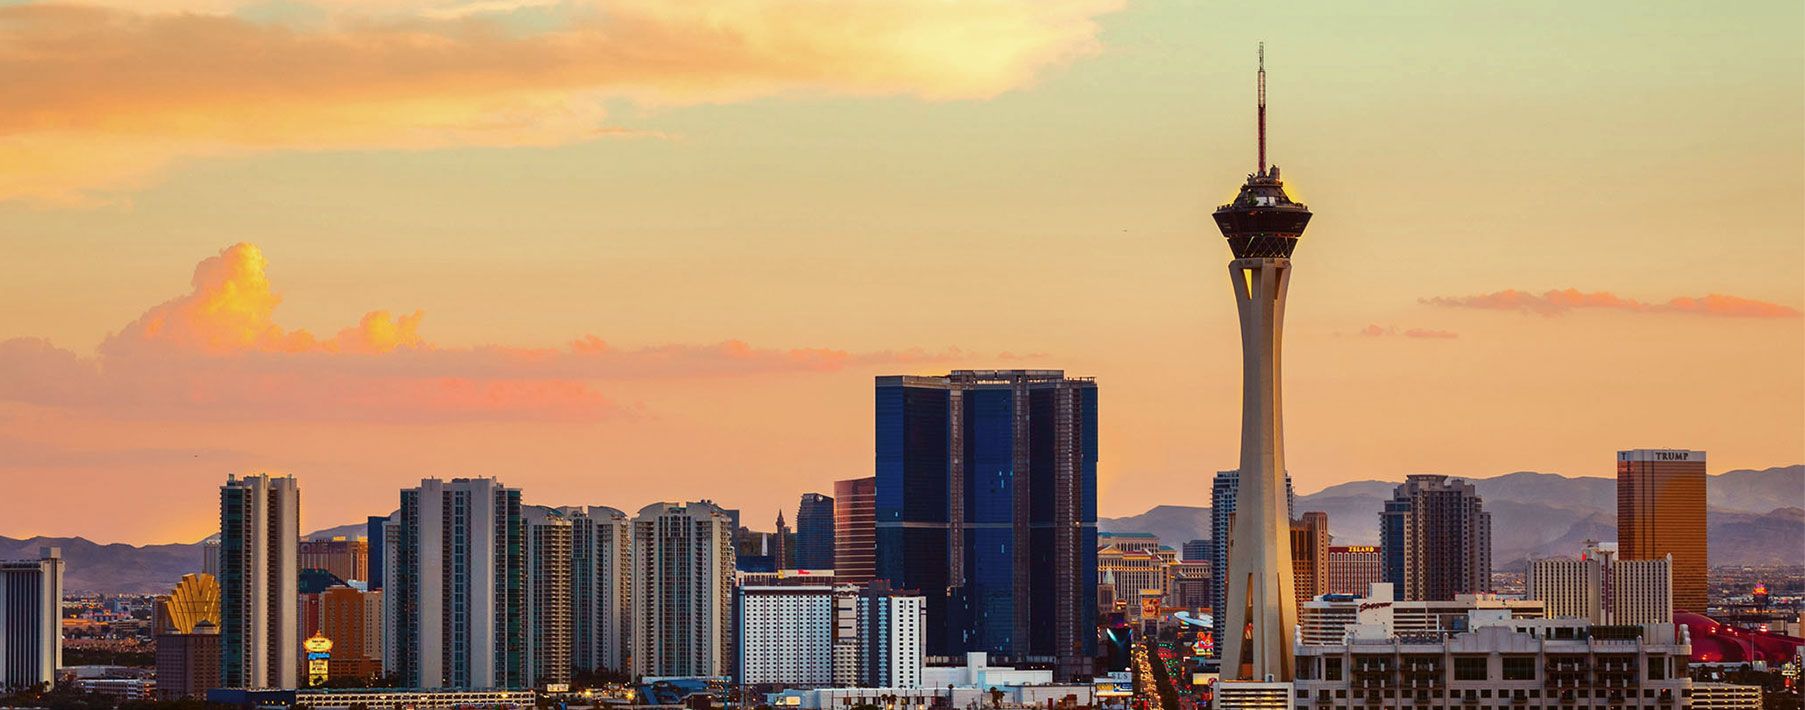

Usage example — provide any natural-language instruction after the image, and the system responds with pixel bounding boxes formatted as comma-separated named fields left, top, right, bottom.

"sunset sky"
left=2, top=0, right=1801, bottom=544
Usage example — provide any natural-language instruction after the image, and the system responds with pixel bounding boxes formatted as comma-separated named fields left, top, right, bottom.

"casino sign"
left=304, top=633, right=333, bottom=687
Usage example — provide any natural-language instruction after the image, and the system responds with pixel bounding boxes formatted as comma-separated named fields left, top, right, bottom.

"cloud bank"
left=0, top=243, right=953, bottom=421
left=1423, top=289, right=1802, bottom=319
left=0, top=0, right=1123, bottom=202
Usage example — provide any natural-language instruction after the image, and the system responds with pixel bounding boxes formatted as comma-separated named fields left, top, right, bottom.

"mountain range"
left=6, top=466, right=1798, bottom=594
left=0, top=519, right=390, bottom=595
left=1097, top=465, right=1804, bottom=570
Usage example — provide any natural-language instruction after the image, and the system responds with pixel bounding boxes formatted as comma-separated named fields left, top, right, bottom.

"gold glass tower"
left=1617, top=449, right=1707, bottom=612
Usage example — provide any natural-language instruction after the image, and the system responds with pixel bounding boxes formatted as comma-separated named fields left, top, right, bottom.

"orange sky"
left=1, top=0, right=1801, bottom=543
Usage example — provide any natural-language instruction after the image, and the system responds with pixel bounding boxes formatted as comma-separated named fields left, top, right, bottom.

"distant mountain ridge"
left=1099, top=465, right=1803, bottom=569
left=0, top=536, right=207, bottom=596
left=10, top=467, right=1798, bottom=593
left=1, top=518, right=389, bottom=595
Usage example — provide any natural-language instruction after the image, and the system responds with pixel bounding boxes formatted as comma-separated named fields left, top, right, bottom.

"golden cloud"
left=104, top=243, right=426, bottom=355
left=0, top=0, right=1122, bottom=203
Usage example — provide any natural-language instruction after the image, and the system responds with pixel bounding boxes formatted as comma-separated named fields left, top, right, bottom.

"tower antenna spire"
left=1257, top=42, right=1267, bottom=175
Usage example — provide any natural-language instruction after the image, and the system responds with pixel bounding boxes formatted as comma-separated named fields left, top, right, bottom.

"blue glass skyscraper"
left=793, top=493, right=835, bottom=570
left=874, top=370, right=1097, bottom=680
left=365, top=515, right=387, bottom=592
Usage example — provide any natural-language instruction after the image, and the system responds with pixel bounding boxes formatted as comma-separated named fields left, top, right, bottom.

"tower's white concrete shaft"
left=1220, top=257, right=1297, bottom=682
left=1212, top=44, right=1312, bottom=683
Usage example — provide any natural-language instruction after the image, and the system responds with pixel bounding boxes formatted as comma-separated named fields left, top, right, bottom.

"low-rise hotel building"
left=1292, top=611, right=1692, bottom=709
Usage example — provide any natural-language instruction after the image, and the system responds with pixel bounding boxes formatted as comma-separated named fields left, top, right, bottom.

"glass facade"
left=875, top=383, right=953, bottom=656
left=219, top=487, right=249, bottom=688
left=963, top=387, right=1016, bottom=654
left=794, top=494, right=836, bottom=570
left=1381, top=499, right=1408, bottom=601
left=873, top=371, right=1097, bottom=678
left=1616, top=451, right=1707, bottom=612
left=365, top=516, right=386, bottom=592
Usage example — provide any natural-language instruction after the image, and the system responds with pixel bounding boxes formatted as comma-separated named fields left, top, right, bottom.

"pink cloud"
left=0, top=243, right=963, bottom=422
left=1355, top=324, right=1459, bottom=339
left=1423, top=289, right=1802, bottom=318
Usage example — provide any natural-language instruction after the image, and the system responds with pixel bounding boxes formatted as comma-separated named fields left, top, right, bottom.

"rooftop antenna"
left=1257, top=42, right=1267, bottom=175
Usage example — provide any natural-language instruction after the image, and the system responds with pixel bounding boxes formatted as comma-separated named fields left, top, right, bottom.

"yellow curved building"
left=162, top=573, right=221, bottom=634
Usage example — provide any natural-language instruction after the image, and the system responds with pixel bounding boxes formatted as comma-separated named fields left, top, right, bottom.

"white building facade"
left=218, top=474, right=299, bottom=690
left=1299, top=583, right=1545, bottom=647
left=858, top=588, right=925, bottom=689
left=738, top=579, right=836, bottom=686
left=393, top=478, right=527, bottom=689
left=1528, top=542, right=1672, bottom=625
left=1292, top=612, right=1692, bottom=709
left=630, top=502, right=735, bottom=678
left=564, top=506, right=630, bottom=676
left=524, top=507, right=573, bottom=688
left=736, top=575, right=925, bottom=690
left=0, top=548, right=63, bottom=691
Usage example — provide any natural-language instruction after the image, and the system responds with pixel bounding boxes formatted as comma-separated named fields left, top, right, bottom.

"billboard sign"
left=304, top=634, right=333, bottom=687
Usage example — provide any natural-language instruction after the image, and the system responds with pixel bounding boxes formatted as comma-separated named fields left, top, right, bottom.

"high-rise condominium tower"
left=524, top=507, right=573, bottom=688
left=794, top=493, right=836, bottom=570
left=219, top=474, right=299, bottom=690
left=874, top=369, right=1098, bottom=680
left=630, top=501, right=736, bottom=678
left=1212, top=44, right=1315, bottom=683
left=832, top=478, right=877, bottom=585
left=393, top=478, right=527, bottom=689
left=562, top=506, right=630, bottom=675
left=0, top=547, right=63, bottom=690
left=1617, top=449, right=1707, bottom=612
left=1380, top=475, right=1492, bottom=601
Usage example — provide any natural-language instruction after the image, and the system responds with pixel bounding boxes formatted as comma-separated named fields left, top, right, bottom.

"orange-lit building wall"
left=832, top=477, right=876, bottom=585
left=1617, top=449, right=1707, bottom=612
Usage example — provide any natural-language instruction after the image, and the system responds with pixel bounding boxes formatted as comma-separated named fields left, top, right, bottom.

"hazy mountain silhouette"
left=1099, top=465, right=1803, bottom=570
left=11, top=467, right=1796, bottom=593
left=1, top=516, right=389, bottom=594
left=0, top=535, right=210, bottom=595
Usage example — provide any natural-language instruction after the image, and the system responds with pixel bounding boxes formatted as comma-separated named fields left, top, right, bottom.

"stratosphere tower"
left=1215, top=43, right=1313, bottom=683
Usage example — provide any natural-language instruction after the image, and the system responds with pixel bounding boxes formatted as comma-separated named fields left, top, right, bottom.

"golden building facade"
left=1616, top=449, right=1707, bottom=612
